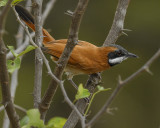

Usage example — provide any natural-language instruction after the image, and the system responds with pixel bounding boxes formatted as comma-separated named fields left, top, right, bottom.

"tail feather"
left=15, top=5, right=35, bottom=30
left=15, top=5, right=55, bottom=44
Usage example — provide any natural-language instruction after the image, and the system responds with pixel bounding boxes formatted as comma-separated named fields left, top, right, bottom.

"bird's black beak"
left=127, top=52, right=138, bottom=58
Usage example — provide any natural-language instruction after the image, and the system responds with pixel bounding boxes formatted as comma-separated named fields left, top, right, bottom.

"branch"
left=65, top=0, right=131, bottom=127
left=3, top=69, right=19, bottom=128
left=86, top=48, right=160, bottom=127
left=103, top=0, right=130, bottom=46
left=39, top=0, right=89, bottom=120
left=2, top=1, right=32, bottom=126
left=0, top=1, right=20, bottom=127
left=31, top=0, right=43, bottom=108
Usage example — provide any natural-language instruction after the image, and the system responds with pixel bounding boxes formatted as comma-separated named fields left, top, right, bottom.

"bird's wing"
left=44, top=40, right=102, bottom=73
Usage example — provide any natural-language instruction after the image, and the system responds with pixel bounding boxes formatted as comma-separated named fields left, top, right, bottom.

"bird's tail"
left=15, top=5, right=55, bottom=44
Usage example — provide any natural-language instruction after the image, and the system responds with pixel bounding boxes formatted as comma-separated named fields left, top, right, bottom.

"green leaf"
left=47, top=117, right=67, bottom=128
left=0, top=0, right=8, bottom=7
left=75, top=84, right=90, bottom=100
left=7, top=46, right=18, bottom=57
left=97, top=85, right=105, bottom=91
left=20, top=116, right=29, bottom=127
left=17, top=45, right=36, bottom=57
left=0, top=0, right=25, bottom=7
left=12, top=0, right=25, bottom=6
left=7, top=57, right=21, bottom=73
left=27, top=109, right=45, bottom=128
left=21, top=125, right=29, bottom=128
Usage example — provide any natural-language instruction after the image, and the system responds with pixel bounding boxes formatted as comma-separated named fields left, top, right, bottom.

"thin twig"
left=0, top=104, right=27, bottom=113
left=14, top=104, right=27, bottom=113
left=86, top=49, right=160, bottom=127
left=0, top=1, right=20, bottom=127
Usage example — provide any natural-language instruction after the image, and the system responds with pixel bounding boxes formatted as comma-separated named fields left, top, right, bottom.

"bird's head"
left=107, top=44, right=138, bottom=66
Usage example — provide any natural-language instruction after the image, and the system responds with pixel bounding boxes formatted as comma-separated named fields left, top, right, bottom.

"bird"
left=15, top=5, right=137, bottom=89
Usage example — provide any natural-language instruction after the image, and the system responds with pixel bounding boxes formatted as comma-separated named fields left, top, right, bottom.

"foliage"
left=7, top=57, right=21, bottom=73
left=20, top=109, right=66, bottom=128
left=11, top=0, right=25, bottom=6
left=7, top=45, right=36, bottom=73
left=0, top=0, right=25, bottom=7
left=20, top=116, right=29, bottom=127
left=46, top=117, right=66, bottom=128
left=0, top=0, right=8, bottom=7
left=17, top=45, right=36, bottom=57
left=74, top=83, right=90, bottom=102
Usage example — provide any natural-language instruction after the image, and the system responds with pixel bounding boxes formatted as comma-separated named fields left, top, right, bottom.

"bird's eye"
left=116, top=51, right=122, bottom=56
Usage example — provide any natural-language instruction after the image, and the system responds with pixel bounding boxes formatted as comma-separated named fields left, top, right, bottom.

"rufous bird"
left=15, top=5, right=137, bottom=89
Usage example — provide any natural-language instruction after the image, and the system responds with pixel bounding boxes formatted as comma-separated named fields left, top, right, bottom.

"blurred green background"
left=0, top=0, right=160, bottom=127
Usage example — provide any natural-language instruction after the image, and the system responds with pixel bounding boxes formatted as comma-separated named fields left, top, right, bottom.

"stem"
left=31, top=0, right=43, bottom=108
left=84, top=88, right=111, bottom=116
